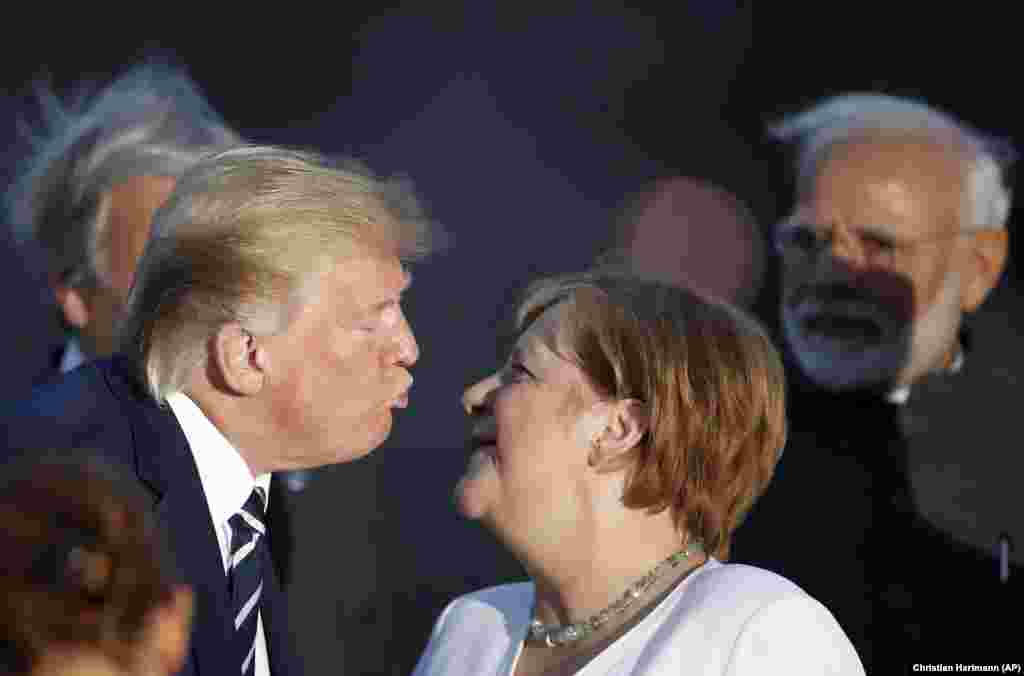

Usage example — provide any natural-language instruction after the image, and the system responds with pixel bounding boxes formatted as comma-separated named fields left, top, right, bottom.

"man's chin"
left=330, top=424, right=393, bottom=465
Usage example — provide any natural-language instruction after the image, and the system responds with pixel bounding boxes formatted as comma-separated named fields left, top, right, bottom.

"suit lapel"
left=261, top=542, right=301, bottom=675
left=112, top=363, right=235, bottom=676
left=103, top=357, right=297, bottom=675
left=155, top=477, right=236, bottom=675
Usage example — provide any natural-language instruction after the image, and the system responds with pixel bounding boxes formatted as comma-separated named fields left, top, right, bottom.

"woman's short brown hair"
left=516, top=270, right=787, bottom=560
left=0, top=454, right=179, bottom=673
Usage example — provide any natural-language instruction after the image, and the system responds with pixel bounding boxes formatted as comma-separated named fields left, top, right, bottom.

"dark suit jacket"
left=32, top=341, right=298, bottom=589
left=0, top=356, right=302, bottom=676
left=731, top=372, right=1022, bottom=670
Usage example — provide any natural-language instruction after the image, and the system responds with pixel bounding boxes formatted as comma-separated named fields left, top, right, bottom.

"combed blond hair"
left=121, top=145, right=438, bottom=401
left=515, top=271, right=787, bottom=560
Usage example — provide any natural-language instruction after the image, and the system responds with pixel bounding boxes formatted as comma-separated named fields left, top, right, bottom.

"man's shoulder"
left=2, top=356, right=132, bottom=417
left=0, top=355, right=150, bottom=463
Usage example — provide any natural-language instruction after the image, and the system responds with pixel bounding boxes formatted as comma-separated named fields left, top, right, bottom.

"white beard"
left=783, top=271, right=963, bottom=391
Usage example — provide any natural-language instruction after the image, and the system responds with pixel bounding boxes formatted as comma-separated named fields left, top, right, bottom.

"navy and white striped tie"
left=229, top=486, right=267, bottom=676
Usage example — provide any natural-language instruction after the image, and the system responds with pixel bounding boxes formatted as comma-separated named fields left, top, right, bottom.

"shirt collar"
left=885, top=344, right=965, bottom=406
left=59, top=338, right=88, bottom=374
left=166, top=392, right=271, bottom=524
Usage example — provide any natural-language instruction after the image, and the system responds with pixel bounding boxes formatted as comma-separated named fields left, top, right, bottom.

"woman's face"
left=456, top=302, right=602, bottom=548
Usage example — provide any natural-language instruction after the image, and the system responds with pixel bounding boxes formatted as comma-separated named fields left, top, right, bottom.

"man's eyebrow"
left=364, top=271, right=413, bottom=314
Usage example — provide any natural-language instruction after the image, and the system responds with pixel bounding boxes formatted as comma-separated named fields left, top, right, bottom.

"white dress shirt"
left=167, top=392, right=272, bottom=676
left=886, top=346, right=965, bottom=406
left=412, top=559, right=865, bottom=675
left=58, top=337, right=87, bottom=374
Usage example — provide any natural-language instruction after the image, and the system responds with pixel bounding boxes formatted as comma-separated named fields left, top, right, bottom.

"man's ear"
left=586, top=399, right=649, bottom=472
left=962, top=229, right=1008, bottom=312
left=53, top=283, right=91, bottom=329
left=211, top=323, right=268, bottom=396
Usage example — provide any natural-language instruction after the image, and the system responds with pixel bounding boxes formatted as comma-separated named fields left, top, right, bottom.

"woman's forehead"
left=516, top=302, right=571, bottom=353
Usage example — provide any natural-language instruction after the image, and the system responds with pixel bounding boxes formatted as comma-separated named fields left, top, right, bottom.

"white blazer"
left=411, top=559, right=865, bottom=675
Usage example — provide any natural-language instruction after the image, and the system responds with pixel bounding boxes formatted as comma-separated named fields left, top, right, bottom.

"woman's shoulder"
left=643, top=561, right=865, bottom=674
left=660, top=560, right=839, bottom=642
left=690, top=559, right=808, bottom=602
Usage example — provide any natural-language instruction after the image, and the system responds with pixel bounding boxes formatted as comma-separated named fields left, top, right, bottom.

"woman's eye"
left=507, top=363, right=532, bottom=380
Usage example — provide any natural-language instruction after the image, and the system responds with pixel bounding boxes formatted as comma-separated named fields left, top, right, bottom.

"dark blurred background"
left=2, top=4, right=1021, bottom=674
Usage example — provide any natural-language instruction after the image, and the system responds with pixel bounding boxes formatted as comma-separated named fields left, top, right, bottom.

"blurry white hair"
left=7, top=61, right=240, bottom=288
left=770, top=93, right=1015, bottom=232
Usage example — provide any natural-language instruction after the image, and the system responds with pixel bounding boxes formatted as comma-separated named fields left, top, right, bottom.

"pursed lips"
left=391, top=380, right=413, bottom=408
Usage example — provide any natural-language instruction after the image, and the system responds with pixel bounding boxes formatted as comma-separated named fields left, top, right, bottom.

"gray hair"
left=122, top=145, right=439, bottom=402
left=770, top=93, right=1016, bottom=232
left=6, top=62, right=240, bottom=289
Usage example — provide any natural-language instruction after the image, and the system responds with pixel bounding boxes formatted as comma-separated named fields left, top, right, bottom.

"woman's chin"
left=453, top=450, right=498, bottom=519
left=453, top=476, right=491, bottom=520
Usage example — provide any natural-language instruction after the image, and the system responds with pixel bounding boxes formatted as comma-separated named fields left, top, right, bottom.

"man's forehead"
left=814, top=135, right=965, bottom=190
left=329, top=254, right=410, bottom=302
left=795, top=136, right=965, bottom=235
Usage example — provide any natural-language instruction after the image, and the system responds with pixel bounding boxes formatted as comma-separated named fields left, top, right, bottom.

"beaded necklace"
left=527, top=541, right=705, bottom=647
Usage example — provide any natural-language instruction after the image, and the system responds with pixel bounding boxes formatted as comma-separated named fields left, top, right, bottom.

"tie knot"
left=230, top=487, right=267, bottom=538
left=244, top=486, right=267, bottom=517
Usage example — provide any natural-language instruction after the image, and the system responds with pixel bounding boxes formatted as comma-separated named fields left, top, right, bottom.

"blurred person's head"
left=122, top=145, right=439, bottom=474
left=457, top=271, right=786, bottom=563
left=601, top=176, right=766, bottom=308
left=7, top=62, right=239, bottom=359
left=0, top=454, right=192, bottom=676
left=771, top=93, right=1013, bottom=391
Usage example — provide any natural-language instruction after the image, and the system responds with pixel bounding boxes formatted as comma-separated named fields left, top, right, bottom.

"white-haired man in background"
left=731, top=93, right=1021, bottom=669
left=771, top=93, right=1011, bottom=394
left=8, top=63, right=240, bottom=371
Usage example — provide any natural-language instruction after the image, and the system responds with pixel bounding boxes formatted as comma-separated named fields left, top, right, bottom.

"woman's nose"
left=462, top=373, right=499, bottom=415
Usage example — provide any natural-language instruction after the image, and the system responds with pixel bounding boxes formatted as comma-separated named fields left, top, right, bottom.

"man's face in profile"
left=257, top=249, right=419, bottom=469
left=777, top=136, right=972, bottom=390
left=70, top=175, right=177, bottom=357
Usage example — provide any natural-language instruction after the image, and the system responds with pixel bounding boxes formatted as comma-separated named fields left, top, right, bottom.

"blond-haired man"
left=2, top=145, right=438, bottom=676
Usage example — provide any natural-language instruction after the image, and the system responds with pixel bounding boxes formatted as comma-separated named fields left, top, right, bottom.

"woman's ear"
left=211, top=324, right=267, bottom=396
left=586, top=399, right=649, bottom=471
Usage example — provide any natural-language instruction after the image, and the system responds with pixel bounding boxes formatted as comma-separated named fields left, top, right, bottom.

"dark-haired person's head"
left=0, top=455, right=192, bottom=676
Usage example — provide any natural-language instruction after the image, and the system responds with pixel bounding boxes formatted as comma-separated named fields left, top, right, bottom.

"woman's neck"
left=523, top=511, right=704, bottom=628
